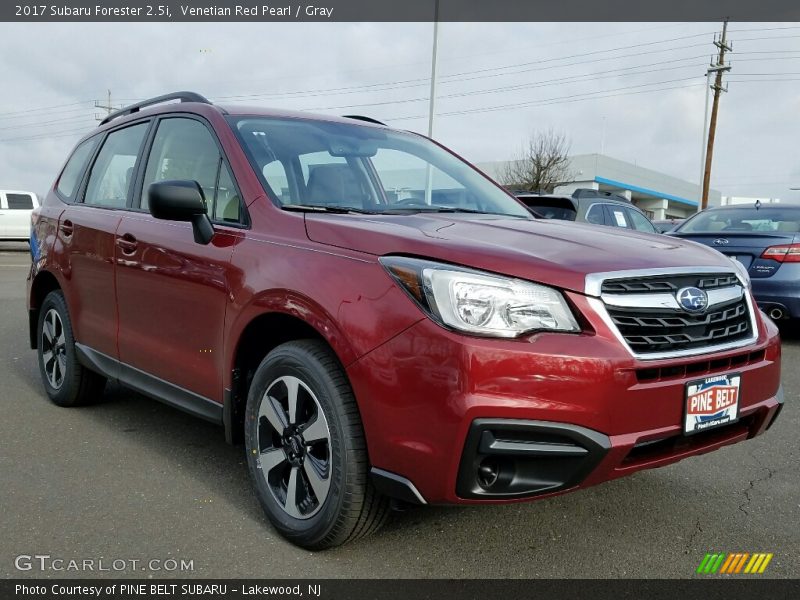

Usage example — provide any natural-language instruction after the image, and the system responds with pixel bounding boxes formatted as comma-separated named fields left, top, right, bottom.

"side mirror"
left=148, top=180, right=214, bottom=245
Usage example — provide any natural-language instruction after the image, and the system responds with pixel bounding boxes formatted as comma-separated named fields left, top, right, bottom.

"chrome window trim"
left=585, top=266, right=758, bottom=361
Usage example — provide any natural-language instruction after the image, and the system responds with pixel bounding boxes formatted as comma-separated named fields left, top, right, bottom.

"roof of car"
left=94, top=93, right=391, bottom=130
left=82, top=100, right=394, bottom=147
left=702, top=204, right=800, bottom=210
left=218, top=104, right=390, bottom=127
left=513, top=193, right=574, bottom=201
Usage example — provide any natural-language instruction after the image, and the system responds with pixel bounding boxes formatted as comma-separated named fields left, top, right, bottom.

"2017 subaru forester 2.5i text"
left=28, top=92, right=783, bottom=549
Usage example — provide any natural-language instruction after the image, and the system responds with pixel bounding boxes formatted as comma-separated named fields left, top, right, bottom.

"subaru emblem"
left=713, top=238, right=729, bottom=245
left=677, top=287, right=708, bottom=313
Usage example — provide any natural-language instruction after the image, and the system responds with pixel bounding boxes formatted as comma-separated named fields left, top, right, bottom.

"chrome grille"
left=596, top=271, right=755, bottom=357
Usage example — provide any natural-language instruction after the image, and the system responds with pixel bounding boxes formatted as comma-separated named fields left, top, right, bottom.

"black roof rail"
left=100, top=91, right=211, bottom=126
left=571, top=188, right=630, bottom=203
left=342, top=115, right=386, bottom=126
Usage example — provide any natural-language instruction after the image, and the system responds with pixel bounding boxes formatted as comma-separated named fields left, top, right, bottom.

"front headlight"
left=380, top=256, right=580, bottom=337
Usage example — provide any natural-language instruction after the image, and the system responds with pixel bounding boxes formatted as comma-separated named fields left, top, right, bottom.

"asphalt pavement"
left=1, top=243, right=798, bottom=579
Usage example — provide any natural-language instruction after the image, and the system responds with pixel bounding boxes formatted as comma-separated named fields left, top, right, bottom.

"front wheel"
left=245, top=340, right=389, bottom=549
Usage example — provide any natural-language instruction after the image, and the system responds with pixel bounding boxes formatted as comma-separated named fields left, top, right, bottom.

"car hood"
left=305, top=214, right=734, bottom=295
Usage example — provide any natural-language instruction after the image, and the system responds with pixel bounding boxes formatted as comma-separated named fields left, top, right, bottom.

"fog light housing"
left=457, top=419, right=611, bottom=499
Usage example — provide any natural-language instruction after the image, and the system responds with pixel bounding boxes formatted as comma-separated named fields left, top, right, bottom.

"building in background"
left=477, top=153, right=721, bottom=220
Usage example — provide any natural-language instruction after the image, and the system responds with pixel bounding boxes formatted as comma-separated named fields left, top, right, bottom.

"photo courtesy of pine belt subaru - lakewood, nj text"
left=27, top=92, right=783, bottom=549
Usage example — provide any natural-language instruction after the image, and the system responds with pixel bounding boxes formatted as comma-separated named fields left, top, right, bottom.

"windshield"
left=231, top=117, right=531, bottom=218
left=678, top=208, right=800, bottom=234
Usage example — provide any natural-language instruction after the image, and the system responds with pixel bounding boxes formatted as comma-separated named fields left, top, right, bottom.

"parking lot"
left=0, top=243, right=797, bottom=579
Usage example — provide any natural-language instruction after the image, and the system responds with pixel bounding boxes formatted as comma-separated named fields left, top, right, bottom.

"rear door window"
left=57, top=137, right=100, bottom=200
left=84, top=123, right=149, bottom=208
left=606, top=205, right=631, bottom=228
left=6, top=193, right=34, bottom=209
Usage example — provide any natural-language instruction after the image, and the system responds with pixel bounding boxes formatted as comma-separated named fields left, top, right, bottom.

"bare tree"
left=499, top=129, right=573, bottom=193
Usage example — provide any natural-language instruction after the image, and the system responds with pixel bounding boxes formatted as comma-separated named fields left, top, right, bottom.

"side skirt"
left=75, top=343, right=223, bottom=425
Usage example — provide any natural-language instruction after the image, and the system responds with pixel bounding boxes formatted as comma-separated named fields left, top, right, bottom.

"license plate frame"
left=683, top=373, right=741, bottom=436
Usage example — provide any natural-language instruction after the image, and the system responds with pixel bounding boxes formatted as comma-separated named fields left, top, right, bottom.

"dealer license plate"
left=684, top=373, right=741, bottom=435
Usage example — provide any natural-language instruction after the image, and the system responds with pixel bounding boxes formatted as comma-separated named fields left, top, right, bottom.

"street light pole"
left=424, top=0, right=440, bottom=205
left=696, top=71, right=712, bottom=212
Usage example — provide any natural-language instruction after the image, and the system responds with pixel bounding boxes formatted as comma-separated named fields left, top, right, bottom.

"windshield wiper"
left=282, top=204, right=529, bottom=218
left=281, top=204, right=376, bottom=215
left=407, top=205, right=530, bottom=218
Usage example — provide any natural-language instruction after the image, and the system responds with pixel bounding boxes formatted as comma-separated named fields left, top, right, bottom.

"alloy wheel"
left=256, top=375, right=332, bottom=519
left=41, top=308, right=67, bottom=390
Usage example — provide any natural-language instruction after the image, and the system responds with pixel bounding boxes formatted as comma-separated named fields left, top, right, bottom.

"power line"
left=0, top=114, right=95, bottom=132
left=106, top=46, right=798, bottom=114
left=2, top=26, right=799, bottom=140
left=387, top=80, right=705, bottom=122
left=211, top=45, right=794, bottom=109
left=0, top=100, right=92, bottom=119
left=0, top=125, right=92, bottom=143
left=214, top=31, right=778, bottom=105
left=303, top=63, right=706, bottom=112
left=728, top=77, right=800, bottom=82
left=0, top=104, right=93, bottom=122
left=212, top=44, right=711, bottom=106
left=2, top=25, right=798, bottom=118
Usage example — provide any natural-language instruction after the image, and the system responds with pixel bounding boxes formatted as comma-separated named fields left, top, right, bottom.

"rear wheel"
left=37, top=291, right=106, bottom=406
left=245, top=340, right=389, bottom=549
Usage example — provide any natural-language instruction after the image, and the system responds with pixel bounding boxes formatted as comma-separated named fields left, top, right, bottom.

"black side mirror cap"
left=148, top=180, right=215, bottom=245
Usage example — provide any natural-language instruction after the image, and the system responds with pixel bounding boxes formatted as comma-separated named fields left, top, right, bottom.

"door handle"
left=115, top=233, right=138, bottom=254
left=59, top=219, right=74, bottom=237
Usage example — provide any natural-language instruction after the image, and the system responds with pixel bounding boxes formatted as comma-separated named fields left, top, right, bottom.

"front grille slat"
left=601, top=273, right=753, bottom=356
left=601, top=273, right=738, bottom=295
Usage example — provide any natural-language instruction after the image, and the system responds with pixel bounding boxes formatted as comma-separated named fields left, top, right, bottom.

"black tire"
left=245, top=340, right=389, bottom=549
left=37, top=290, right=106, bottom=407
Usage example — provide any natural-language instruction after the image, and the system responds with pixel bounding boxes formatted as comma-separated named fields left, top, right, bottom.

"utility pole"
left=700, top=20, right=732, bottom=210
left=94, top=90, right=114, bottom=121
left=424, top=0, right=440, bottom=205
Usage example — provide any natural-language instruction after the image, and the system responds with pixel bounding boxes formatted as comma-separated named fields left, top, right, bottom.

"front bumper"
left=347, top=293, right=782, bottom=505
left=454, top=387, right=781, bottom=501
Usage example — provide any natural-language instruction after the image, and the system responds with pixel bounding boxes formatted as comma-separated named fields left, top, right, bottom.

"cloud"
left=0, top=21, right=797, bottom=200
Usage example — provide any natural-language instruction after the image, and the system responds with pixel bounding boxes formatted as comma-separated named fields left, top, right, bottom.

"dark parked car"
left=668, top=204, right=800, bottom=321
left=653, top=218, right=685, bottom=233
left=515, top=189, right=658, bottom=233
left=28, top=92, right=782, bottom=549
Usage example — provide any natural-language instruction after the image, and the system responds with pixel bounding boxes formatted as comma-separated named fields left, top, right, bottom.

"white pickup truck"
left=0, top=190, right=39, bottom=241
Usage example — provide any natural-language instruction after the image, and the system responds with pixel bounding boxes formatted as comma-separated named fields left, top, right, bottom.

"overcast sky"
left=0, top=21, right=798, bottom=200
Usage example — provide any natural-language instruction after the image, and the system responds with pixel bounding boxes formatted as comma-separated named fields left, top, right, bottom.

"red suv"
left=28, top=92, right=783, bottom=549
